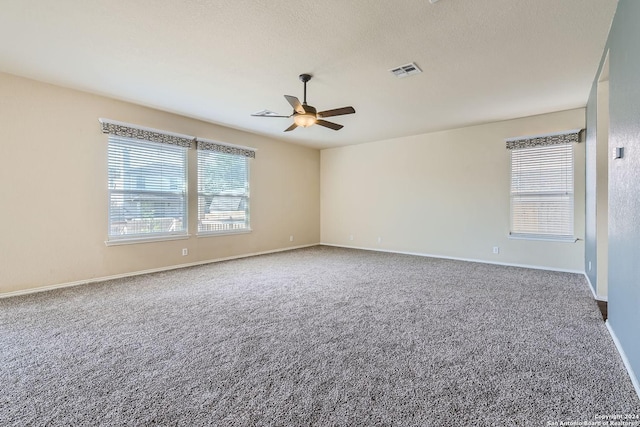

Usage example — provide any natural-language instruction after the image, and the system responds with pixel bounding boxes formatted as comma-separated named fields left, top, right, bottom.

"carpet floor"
left=1, top=246, right=638, bottom=426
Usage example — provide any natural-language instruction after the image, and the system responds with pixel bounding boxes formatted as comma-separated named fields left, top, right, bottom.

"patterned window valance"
left=505, top=129, right=583, bottom=150
left=197, top=138, right=256, bottom=158
left=99, top=119, right=195, bottom=148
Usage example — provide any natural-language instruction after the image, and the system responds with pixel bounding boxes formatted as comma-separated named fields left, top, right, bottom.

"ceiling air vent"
left=389, top=62, right=422, bottom=78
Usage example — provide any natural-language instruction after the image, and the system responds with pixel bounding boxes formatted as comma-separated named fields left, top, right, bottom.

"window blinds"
left=509, top=143, right=574, bottom=240
left=197, top=140, right=252, bottom=234
left=107, top=135, right=188, bottom=240
left=101, top=119, right=255, bottom=241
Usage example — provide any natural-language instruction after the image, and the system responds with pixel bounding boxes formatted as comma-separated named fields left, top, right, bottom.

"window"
left=102, top=120, right=192, bottom=242
left=197, top=140, right=253, bottom=234
left=101, top=120, right=254, bottom=242
left=508, top=132, right=578, bottom=241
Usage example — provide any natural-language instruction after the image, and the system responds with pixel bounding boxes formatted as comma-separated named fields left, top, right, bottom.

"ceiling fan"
left=252, top=74, right=355, bottom=132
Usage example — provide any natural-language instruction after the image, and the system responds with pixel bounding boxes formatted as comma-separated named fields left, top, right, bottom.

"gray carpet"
left=1, top=246, right=638, bottom=426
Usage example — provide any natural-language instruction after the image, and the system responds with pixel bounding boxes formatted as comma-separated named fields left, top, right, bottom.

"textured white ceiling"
left=0, top=0, right=617, bottom=149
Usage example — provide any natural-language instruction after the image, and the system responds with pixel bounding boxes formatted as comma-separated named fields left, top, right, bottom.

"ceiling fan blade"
left=251, top=113, right=291, bottom=118
left=284, top=95, right=306, bottom=114
left=317, top=106, right=355, bottom=118
left=316, top=120, right=344, bottom=131
left=284, top=123, right=298, bottom=132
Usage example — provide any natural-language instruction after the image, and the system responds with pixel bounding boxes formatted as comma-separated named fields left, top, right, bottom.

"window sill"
left=508, top=234, right=578, bottom=243
left=197, top=229, right=252, bottom=238
left=105, top=234, right=190, bottom=246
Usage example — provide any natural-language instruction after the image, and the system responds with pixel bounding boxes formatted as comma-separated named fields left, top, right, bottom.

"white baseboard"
left=0, top=244, right=319, bottom=299
left=320, top=243, right=585, bottom=274
left=583, top=273, right=608, bottom=301
left=605, top=321, right=640, bottom=401
left=4, top=243, right=588, bottom=298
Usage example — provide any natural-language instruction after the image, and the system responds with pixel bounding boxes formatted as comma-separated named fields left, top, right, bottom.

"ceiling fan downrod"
left=299, top=73, right=311, bottom=105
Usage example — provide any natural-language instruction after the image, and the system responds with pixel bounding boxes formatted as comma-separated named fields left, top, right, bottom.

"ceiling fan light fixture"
left=294, top=113, right=317, bottom=127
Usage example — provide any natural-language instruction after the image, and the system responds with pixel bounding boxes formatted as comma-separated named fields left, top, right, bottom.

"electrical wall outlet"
left=492, top=246, right=500, bottom=254
left=349, top=234, right=354, bottom=241
left=182, top=248, right=188, bottom=256
left=377, top=237, right=382, bottom=244
left=289, top=235, right=294, bottom=242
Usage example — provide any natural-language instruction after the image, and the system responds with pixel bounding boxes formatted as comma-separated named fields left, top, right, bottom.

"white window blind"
left=107, top=136, right=188, bottom=240
left=197, top=141, right=251, bottom=234
left=510, top=143, right=574, bottom=240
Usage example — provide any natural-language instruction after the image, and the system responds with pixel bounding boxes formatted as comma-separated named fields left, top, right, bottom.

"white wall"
left=0, top=72, right=320, bottom=295
left=321, top=109, right=586, bottom=272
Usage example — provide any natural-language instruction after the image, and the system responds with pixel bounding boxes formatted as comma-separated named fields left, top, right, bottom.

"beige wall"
left=0, top=72, right=320, bottom=295
left=0, top=71, right=588, bottom=295
left=321, top=109, right=586, bottom=272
